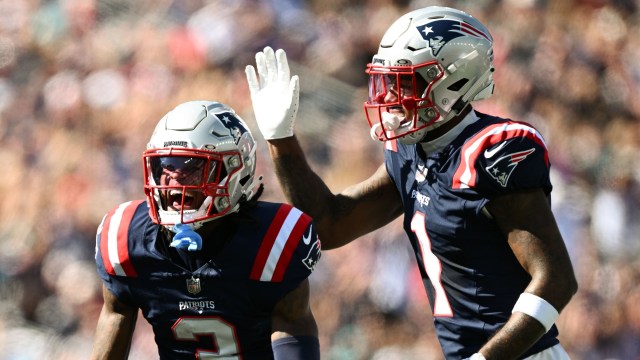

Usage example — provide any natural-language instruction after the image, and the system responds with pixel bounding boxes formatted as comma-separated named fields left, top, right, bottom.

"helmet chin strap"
left=242, top=175, right=263, bottom=204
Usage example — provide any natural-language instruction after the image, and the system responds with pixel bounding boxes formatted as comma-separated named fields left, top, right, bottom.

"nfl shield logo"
left=186, top=277, right=201, bottom=295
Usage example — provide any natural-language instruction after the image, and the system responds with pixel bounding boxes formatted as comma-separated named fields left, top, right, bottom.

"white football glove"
left=245, top=47, right=299, bottom=140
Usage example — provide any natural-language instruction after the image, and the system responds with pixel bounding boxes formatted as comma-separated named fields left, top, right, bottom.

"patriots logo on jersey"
left=303, top=240, right=321, bottom=271
left=416, top=20, right=490, bottom=56
left=485, top=148, right=535, bottom=187
left=218, top=112, right=248, bottom=145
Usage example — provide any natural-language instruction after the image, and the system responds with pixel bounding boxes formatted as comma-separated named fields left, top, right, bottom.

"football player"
left=91, top=101, right=321, bottom=360
left=245, top=6, right=576, bottom=360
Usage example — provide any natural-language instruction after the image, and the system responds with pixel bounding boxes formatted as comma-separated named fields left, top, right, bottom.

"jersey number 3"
left=173, top=317, right=240, bottom=359
left=411, top=212, right=454, bottom=317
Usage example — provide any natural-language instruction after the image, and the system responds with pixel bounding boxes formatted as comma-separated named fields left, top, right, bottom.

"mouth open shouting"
left=148, top=155, right=211, bottom=214
left=144, top=151, right=236, bottom=227
left=167, top=189, right=203, bottom=211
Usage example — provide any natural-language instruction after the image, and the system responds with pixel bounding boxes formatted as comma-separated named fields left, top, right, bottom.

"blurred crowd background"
left=0, top=0, right=639, bottom=359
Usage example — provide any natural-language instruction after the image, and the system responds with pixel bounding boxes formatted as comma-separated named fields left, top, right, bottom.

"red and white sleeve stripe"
left=98, top=200, right=143, bottom=277
left=452, top=122, right=548, bottom=189
left=250, top=204, right=312, bottom=282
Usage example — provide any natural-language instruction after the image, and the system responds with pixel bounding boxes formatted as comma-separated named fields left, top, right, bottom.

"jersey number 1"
left=411, top=212, right=453, bottom=317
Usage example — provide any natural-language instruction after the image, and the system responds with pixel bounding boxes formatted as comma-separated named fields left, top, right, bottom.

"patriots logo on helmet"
left=302, top=240, right=321, bottom=271
left=416, top=20, right=490, bottom=56
left=485, top=148, right=535, bottom=187
left=218, top=112, right=248, bottom=144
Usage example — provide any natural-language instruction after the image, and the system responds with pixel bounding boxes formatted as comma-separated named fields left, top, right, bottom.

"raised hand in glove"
left=245, top=47, right=299, bottom=140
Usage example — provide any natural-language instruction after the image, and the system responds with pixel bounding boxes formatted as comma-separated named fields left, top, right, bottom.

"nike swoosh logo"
left=302, top=225, right=313, bottom=245
left=484, top=142, right=507, bottom=158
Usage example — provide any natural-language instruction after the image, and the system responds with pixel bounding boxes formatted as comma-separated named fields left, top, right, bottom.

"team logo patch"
left=485, top=148, right=535, bottom=187
left=186, top=276, right=202, bottom=295
left=218, top=111, right=248, bottom=145
left=303, top=240, right=321, bottom=271
left=416, top=19, right=490, bottom=56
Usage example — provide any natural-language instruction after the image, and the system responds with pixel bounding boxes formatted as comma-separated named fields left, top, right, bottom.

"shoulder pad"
left=96, top=200, right=146, bottom=277
left=249, top=204, right=319, bottom=282
left=452, top=121, right=549, bottom=191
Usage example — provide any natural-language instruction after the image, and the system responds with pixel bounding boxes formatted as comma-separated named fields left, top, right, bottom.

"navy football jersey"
left=384, top=111, right=559, bottom=359
left=95, top=200, right=321, bottom=360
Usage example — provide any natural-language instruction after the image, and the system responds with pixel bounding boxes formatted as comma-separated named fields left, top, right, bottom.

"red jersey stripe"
left=116, top=200, right=143, bottom=277
left=250, top=204, right=293, bottom=281
left=101, top=201, right=143, bottom=277
left=100, top=209, right=116, bottom=276
left=270, top=212, right=312, bottom=282
left=452, top=122, right=548, bottom=189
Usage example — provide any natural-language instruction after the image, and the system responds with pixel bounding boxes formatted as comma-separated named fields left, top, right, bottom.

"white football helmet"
left=143, top=101, right=261, bottom=230
left=365, top=6, right=495, bottom=144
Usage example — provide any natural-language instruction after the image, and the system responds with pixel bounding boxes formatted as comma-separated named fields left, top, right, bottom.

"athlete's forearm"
left=266, top=137, right=402, bottom=249
left=477, top=312, right=545, bottom=359
left=91, top=285, right=138, bottom=360
left=481, top=190, right=577, bottom=359
left=90, top=305, right=137, bottom=359
left=266, top=137, right=336, bottom=225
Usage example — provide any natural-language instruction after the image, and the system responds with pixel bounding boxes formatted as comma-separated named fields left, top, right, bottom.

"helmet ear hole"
left=447, top=78, right=469, bottom=92
left=239, top=174, right=251, bottom=186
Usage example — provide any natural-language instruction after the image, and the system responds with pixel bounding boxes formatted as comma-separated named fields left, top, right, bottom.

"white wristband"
left=512, top=292, right=559, bottom=332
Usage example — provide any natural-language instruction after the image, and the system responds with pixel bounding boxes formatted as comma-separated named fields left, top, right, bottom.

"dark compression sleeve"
left=272, top=336, right=320, bottom=360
